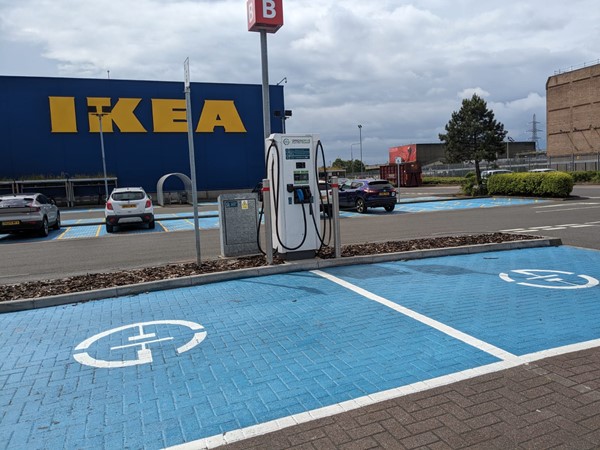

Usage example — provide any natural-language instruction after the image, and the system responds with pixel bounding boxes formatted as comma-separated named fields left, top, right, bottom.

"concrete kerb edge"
left=0, top=237, right=561, bottom=313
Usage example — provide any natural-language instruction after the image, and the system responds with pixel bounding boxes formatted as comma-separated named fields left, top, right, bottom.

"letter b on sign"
left=247, top=0, right=283, bottom=33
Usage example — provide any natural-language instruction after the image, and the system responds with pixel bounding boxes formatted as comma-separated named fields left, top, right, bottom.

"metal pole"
left=260, top=30, right=271, bottom=139
left=396, top=163, right=400, bottom=201
left=184, top=59, right=201, bottom=265
left=98, top=115, right=109, bottom=202
left=331, top=176, right=341, bottom=258
left=262, top=178, right=273, bottom=265
left=358, top=125, right=363, bottom=176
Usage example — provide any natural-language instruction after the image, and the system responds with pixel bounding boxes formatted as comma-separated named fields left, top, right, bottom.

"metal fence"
left=423, top=152, right=600, bottom=177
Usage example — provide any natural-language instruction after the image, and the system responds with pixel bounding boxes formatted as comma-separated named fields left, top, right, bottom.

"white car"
left=105, top=187, right=154, bottom=233
left=528, top=168, right=556, bottom=173
left=481, top=169, right=513, bottom=179
left=0, top=193, right=60, bottom=237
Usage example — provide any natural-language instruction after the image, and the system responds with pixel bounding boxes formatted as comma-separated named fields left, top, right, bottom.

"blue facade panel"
left=0, top=76, right=284, bottom=192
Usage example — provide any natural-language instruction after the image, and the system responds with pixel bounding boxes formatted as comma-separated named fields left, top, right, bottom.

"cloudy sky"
left=1, top=0, right=599, bottom=164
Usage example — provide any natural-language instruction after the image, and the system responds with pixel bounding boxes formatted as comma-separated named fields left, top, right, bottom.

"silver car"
left=0, top=193, right=61, bottom=237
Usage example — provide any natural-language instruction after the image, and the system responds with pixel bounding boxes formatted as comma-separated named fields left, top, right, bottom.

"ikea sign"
left=0, top=76, right=284, bottom=193
left=49, top=97, right=247, bottom=134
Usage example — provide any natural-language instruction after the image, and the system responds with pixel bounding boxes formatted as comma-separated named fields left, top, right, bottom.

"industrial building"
left=388, top=142, right=535, bottom=166
left=546, top=63, right=600, bottom=157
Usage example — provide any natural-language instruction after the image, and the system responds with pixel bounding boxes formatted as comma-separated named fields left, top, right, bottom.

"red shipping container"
left=379, top=163, right=422, bottom=187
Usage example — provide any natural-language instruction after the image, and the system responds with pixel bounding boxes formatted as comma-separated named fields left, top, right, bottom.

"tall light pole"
left=350, top=142, right=360, bottom=176
left=87, top=105, right=111, bottom=202
left=184, top=57, right=201, bottom=265
left=506, top=136, right=514, bottom=169
left=358, top=124, right=363, bottom=175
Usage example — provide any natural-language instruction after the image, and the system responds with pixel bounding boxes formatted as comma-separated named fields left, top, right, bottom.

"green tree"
left=439, top=94, right=507, bottom=187
left=331, top=158, right=364, bottom=175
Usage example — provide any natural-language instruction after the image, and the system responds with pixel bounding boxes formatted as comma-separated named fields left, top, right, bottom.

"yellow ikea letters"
left=49, top=97, right=247, bottom=133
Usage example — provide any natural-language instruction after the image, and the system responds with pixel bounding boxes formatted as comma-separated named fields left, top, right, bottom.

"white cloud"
left=458, top=87, right=491, bottom=99
left=1, top=0, right=599, bottom=160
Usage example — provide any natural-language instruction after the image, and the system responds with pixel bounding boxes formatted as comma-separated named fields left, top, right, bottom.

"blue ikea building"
left=0, top=76, right=284, bottom=196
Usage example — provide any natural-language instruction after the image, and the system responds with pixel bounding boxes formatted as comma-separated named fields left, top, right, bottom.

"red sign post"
left=247, top=0, right=284, bottom=33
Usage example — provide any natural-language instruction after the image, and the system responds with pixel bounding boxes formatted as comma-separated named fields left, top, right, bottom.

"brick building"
left=546, top=63, right=600, bottom=157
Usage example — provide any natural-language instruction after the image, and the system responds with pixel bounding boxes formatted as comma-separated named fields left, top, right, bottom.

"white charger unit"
left=265, top=133, right=321, bottom=259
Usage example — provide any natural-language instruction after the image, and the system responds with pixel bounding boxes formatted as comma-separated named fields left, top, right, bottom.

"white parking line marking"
left=166, top=334, right=600, bottom=450
left=311, top=270, right=519, bottom=363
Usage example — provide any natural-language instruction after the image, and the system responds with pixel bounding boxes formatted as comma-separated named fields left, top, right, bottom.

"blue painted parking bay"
left=1, top=246, right=599, bottom=449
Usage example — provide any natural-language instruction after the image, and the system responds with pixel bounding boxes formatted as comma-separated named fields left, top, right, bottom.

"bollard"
left=331, top=176, right=341, bottom=258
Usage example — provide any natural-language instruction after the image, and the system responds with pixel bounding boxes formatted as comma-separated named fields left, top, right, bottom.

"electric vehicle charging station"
left=265, top=133, right=322, bottom=259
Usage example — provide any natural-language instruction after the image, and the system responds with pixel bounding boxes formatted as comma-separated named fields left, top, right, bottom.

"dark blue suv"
left=338, top=179, right=396, bottom=213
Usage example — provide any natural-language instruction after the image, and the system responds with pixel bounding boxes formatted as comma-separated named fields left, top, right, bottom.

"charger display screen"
left=293, top=171, right=309, bottom=183
left=285, top=148, right=310, bottom=160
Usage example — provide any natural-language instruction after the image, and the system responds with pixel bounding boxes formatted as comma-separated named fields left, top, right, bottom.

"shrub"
left=567, top=171, right=600, bottom=183
left=460, top=173, right=487, bottom=196
left=487, top=172, right=573, bottom=198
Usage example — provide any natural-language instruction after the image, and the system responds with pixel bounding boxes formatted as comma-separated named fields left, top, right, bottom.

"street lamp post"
left=358, top=124, right=363, bottom=175
left=506, top=136, right=514, bottom=169
left=87, top=105, right=111, bottom=202
left=274, top=77, right=290, bottom=133
left=350, top=142, right=360, bottom=176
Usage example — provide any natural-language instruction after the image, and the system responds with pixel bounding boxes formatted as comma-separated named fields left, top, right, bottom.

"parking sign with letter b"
left=247, top=0, right=284, bottom=33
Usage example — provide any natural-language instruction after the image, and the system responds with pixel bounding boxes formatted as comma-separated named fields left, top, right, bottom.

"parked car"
left=338, top=179, right=396, bottom=213
left=0, top=193, right=61, bottom=237
left=528, top=168, right=556, bottom=173
left=318, top=180, right=333, bottom=216
left=481, top=169, right=513, bottom=179
left=105, top=187, right=154, bottom=233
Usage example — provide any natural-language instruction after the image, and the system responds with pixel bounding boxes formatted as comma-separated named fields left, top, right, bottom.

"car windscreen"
left=112, top=192, right=145, bottom=201
left=0, top=198, right=34, bottom=207
left=367, top=181, right=393, bottom=190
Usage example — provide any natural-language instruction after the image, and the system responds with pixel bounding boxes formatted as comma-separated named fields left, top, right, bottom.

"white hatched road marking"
left=501, top=222, right=600, bottom=233
left=534, top=202, right=600, bottom=213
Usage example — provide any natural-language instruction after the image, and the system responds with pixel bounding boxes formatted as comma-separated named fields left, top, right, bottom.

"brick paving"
left=222, top=347, right=600, bottom=449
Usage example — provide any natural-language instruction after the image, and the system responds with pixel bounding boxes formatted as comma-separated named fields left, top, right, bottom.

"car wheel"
left=38, top=217, right=49, bottom=237
left=356, top=198, right=367, bottom=214
left=384, top=204, right=395, bottom=212
left=52, top=212, right=61, bottom=230
left=148, top=220, right=155, bottom=229
left=106, top=223, right=114, bottom=233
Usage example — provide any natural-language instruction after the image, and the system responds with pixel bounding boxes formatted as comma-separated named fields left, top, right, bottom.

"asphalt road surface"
left=1, top=185, right=598, bottom=285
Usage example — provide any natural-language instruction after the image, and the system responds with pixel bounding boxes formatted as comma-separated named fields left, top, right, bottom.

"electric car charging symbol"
left=73, top=320, right=207, bottom=369
left=499, top=269, right=599, bottom=289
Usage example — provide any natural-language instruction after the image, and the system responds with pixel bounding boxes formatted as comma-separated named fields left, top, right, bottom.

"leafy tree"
left=331, top=158, right=364, bottom=175
left=439, top=94, right=507, bottom=187
left=331, top=158, right=347, bottom=169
